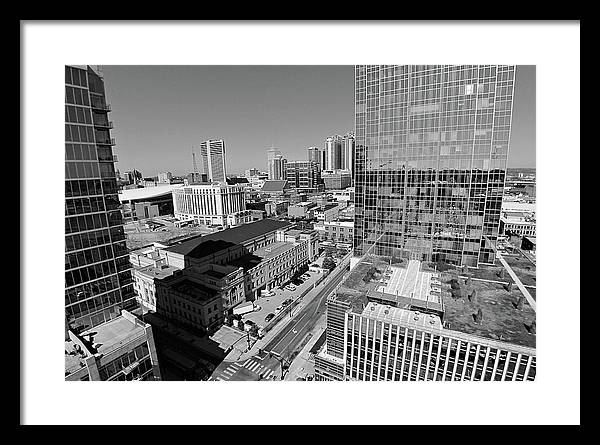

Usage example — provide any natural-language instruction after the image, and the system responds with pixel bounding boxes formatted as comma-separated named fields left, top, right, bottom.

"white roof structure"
left=118, top=184, right=184, bottom=202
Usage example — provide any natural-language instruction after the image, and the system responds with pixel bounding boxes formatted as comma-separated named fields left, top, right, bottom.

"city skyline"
left=101, top=65, right=535, bottom=176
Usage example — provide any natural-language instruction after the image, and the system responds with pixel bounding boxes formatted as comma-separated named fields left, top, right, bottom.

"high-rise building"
left=314, top=256, right=536, bottom=381
left=325, top=135, right=344, bottom=171
left=267, top=147, right=288, bottom=181
left=307, top=146, right=322, bottom=168
left=65, top=65, right=136, bottom=331
left=353, top=65, right=516, bottom=267
left=285, top=160, right=321, bottom=191
left=199, top=139, right=227, bottom=183
left=158, top=171, right=172, bottom=183
left=65, top=65, right=161, bottom=381
left=267, top=147, right=285, bottom=180
left=343, top=132, right=355, bottom=178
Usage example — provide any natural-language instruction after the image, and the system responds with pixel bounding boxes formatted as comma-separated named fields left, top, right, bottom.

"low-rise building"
left=314, top=220, right=354, bottom=244
left=500, top=211, right=536, bottom=237
left=315, top=203, right=340, bottom=222
left=65, top=309, right=161, bottom=381
left=155, top=270, right=225, bottom=334
left=288, top=201, right=318, bottom=219
left=322, top=169, right=352, bottom=190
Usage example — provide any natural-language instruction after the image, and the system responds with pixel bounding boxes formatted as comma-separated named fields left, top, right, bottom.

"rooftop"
left=362, top=302, right=443, bottom=330
left=118, top=184, right=183, bottom=202
left=228, top=253, right=263, bottom=271
left=79, top=314, right=147, bottom=357
left=335, top=256, right=536, bottom=349
left=171, top=279, right=219, bottom=303
left=135, top=263, right=179, bottom=280
left=261, top=180, right=288, bottom=192
left=253, top=241, right=295, bottom=259
left=165, top=219, right=292, bottom=256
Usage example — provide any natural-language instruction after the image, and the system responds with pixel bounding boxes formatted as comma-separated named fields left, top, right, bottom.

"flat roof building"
left=65, top=309, right=161, bottom=381
left=172, top=183, right=246, bottom=227
left=315, top=256, right=536, bottom=381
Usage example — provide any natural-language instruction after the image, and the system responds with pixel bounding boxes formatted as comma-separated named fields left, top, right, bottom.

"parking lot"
left=241, top=270, right=323, bottom=329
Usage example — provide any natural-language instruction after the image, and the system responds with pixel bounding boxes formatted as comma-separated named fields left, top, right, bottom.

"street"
left=263, top=261, right=348, bottom=358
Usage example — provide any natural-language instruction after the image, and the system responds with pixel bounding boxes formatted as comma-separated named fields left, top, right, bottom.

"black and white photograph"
left=21, top=21, right=580, bottom=426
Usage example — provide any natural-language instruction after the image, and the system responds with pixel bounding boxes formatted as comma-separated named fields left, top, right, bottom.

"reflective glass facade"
left=353, top=65, right=515, bottom=266
left=65, top=65, right=135, bottom=332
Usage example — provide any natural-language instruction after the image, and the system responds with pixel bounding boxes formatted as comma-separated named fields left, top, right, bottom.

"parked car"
left=275, top=306, right=283, bottom=313
left=283, top=298, right=293, bottom=306
left=265, top=313, right=275, bottom=322
left=285, top=284, right=296, bottom=291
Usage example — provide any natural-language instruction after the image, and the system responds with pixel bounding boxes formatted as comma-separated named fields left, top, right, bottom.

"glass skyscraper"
left=353, top=65, right=515, bottom=266
left=65, top=65, right=135, bottom=333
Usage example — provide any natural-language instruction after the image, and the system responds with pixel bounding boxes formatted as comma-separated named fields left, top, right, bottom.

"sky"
left=102, top=65, right=535, bottom=177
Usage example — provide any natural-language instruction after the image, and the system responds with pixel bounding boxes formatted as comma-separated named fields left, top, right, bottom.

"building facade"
left=322, top=169, right=352, bottom=190
left=65, top=65, right=135, bottom=332
left=285, top=160, right=321, bottom=190
left=314, top=220, right=354, bottom=244
left=172, top=183, right=246, bottom=226
left=200, top=139, right=227, bottom=183
left=353, top=65, right=516, bottom=267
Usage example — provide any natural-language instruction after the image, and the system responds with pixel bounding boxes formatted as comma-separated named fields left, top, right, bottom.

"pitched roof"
left=165, top=219, right=293, bottom=257
left=261, top=180, right=288, bottom=192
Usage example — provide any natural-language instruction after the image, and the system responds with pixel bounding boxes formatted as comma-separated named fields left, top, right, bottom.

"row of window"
left=65, top=86, right=91, bottom=107
left=65, top=143, right=98, bottom=162
left=65, top=228, right=112, bottom=253
left=66, top=257, right=123, bottom=288
left=65, top=66, right=89, bottom=88
left=99, top=343, right=151, bottom=380
left=65, top=179, right=105, bottom=198
left=65, top=274, right=120, bottom=306
left=66, top=288, right=123, bottom=320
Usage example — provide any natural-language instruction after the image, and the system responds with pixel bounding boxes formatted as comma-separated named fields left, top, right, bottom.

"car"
left=285, top=285, right=296, bottom=291
left=265, top=313, right=275, bottom=322
left=275, top=306, right=283, bottom=313
left=283, top=298, right=293, bottom=305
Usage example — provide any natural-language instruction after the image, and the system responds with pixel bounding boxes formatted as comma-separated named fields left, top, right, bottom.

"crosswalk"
left=242, top=358, right=277, bottom=380
left=211, top=358, right=277, bottom=381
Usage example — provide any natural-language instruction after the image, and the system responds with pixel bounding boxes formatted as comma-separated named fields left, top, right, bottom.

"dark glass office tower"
left=353, top=65, right=515, bottom=266
left=65, top=65, right=135, bottom=333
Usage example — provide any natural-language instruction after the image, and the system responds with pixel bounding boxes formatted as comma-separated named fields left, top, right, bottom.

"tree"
left=497, top=268, right=505, bottom=279
left=249, top=324, right=259, bottom=338
left=322, top=257, right=336, bottom=272
left=505, top=282, right=513, bottom=292
left=465, top=277, right=472, bottom=286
